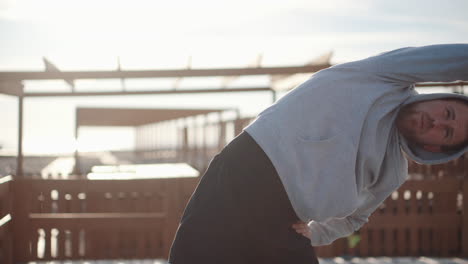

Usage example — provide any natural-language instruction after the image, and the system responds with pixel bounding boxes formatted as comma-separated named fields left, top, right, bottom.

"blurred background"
left=1, top=0, right=467, bottom=156
left=1, top=0, right=468, bottom=263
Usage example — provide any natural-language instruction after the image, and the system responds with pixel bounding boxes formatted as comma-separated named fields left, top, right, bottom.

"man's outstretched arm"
left=332, top=44, right=468, bottom=85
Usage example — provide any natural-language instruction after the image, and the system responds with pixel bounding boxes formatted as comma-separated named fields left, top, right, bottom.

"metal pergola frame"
left=1, top=55, right=466, bottom=177
left=0, top=60, right=333, bottom=177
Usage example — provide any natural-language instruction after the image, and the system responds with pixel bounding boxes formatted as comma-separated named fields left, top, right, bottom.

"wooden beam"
left=0, top=64, right=330, bottom=81
left=29, top=213, right=167, bottom=229
left=29, top=212, right=166, bottom=219
left=23, top=87, right=272, bottom=97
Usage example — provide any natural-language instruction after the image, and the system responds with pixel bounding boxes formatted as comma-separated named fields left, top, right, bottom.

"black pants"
left=169, top=132, right=319, bottom=264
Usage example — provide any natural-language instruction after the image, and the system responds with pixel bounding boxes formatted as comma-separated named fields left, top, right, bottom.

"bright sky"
left=1, top=0, right=468, bottom=154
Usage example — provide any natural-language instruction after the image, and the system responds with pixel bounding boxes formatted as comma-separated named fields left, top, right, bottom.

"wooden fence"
left=314, top=154, right=468, bottom=257
left=315, top=178, right=466, bottom=257
left=10, top=177, right=199, bottom=262
left=1, top=158, right=467, bottom=262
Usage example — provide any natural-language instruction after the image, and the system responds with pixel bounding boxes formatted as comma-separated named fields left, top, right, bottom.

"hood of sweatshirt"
left=398, top=92, right=468, bottom=165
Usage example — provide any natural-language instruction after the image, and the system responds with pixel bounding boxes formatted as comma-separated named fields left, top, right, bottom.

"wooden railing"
left=3, top=154, right=468, bottom=262
left=316, top=178, right=466, bottom=257
left=11, top=177, right=199, bottom=262
left=0, top=175, right=13, bottom=264
left=129, top=147, right=220, bottom=173
left=12, top=178, right=468, bottom=261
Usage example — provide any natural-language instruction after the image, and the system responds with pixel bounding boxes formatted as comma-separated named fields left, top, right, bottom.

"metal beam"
left=0, top=81, right=23, bottom=96
left=0, top=64, right=330, bottom=81
left=43, top=57, right=75, bottom=91
left=23, top=87, right=272, bottom=97
left=76, top=107, right=227, bottom=127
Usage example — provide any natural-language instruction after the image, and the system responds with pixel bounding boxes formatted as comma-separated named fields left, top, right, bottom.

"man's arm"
left=304, top=167, right=406, bottom=247
left=333, top=44, right=468, bottom=85
left=305, top=191, right=378, bottom=246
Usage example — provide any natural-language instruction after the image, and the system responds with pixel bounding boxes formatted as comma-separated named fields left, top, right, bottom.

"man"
left=169, top=44, right=468, bottom=264
left=292, top=97, right=468, bottom=241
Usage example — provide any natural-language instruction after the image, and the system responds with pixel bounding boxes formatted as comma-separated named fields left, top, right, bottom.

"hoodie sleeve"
left=308, top=146, right=408, bottom=246
left=307, top=190, right=374, bottom=246
left=307, top=185, right=401, bottom=246
left=334, top=44, right=468, bottom=85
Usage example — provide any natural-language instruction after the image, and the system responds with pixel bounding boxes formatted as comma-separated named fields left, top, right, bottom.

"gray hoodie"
left=244, top=44, right=468, bottom=246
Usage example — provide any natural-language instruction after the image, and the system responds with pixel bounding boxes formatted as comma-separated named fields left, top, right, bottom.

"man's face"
left=396, top=99, right=468, bottom=152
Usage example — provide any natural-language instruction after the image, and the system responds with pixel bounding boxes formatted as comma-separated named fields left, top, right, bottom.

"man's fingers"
left=292, top=222, right=307, bottom=227
left=291, top=222, right=311, bottom=238
left=292, top=226, right=306, bottom=232
left=291, top=222, right=311, bottom=239
left=294, top=226, right=306, bottom=232
left=292, top=223, right=307, bottom=230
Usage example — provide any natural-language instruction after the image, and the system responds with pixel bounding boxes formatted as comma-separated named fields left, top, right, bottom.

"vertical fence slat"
left=13, top=180, right=33, bottom=262
left=30, top=227, right=38, bottom=260
left=463, top=180, right=468, bottom=257
left=163, top=178, right=180, bottom=259
left=384, top=228, right=395, bottom=256
left=420, top=228, right=430, bottom=255
left=70, top=227, right=79, bottom=259
left=409, top=227, right=418, bottom=256
left=58, top=228, right=66, bottom=258
left=43, top=227, right=51, bottom=259
left=86, top=229, right=96, bottom=259
left=135, top=228, right=145, bottom=258
left=359, top=228, right=369, bottom=256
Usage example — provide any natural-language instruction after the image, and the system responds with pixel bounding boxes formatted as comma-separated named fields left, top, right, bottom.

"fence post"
left=163, top=178, right=181, bottom=259
left=0, top=176, right=13, bottom=264
left=12, top=179, right=32, bottom=263
left=234, top=119, right=244, bottom=136
left=463, top=180, right=468, bottom=257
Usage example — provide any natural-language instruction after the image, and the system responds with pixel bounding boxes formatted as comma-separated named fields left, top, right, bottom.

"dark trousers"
left=169, top=132, right=319, bottom=264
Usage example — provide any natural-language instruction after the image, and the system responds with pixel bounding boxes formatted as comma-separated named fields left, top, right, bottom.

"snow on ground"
left=319, top=257, right=468, bottom=264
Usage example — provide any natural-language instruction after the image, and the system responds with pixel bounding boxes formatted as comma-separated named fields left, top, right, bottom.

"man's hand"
left=291, top=221, right=311, bottom=239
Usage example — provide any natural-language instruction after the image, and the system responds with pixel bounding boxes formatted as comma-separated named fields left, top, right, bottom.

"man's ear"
left=422, top=145, right=442, bottom=153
